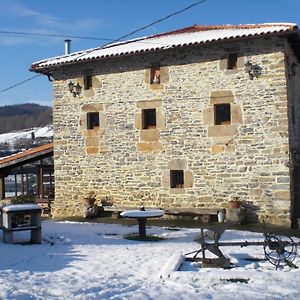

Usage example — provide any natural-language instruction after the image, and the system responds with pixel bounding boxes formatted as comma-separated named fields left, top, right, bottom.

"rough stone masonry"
left=48, top=34, right=300, bottom=226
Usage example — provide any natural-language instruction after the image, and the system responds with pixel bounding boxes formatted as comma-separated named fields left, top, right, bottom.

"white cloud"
left=0, top=0, right=105, bottom=46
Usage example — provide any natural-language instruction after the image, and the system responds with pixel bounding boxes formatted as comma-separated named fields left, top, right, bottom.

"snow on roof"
left=31, top=23, right=298, bottom=72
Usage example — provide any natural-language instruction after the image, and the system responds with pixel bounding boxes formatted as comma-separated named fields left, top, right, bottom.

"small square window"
left=227, top=53, right=238, bottom=70
left=170, top=170, right=184, bottom=188
left=215, top=103, right=231, bottom=125
left=87, top=112, right=99, bottom=130
left=142, top=108, right=156, bottom=129
left=84, top=75, right=93, bottom=90
left=150, top=66, right=160, bottom=84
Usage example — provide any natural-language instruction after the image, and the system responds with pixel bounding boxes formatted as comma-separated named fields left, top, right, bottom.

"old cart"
left=185, top=222, right=299, bottom=269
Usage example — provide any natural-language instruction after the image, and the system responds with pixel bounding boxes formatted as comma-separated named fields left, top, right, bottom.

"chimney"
left=64, top=39, right=71, bottom=55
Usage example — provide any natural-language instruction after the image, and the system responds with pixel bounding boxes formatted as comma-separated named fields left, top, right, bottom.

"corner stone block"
left=137, top=141, right=161, bottom=152
left=184, top=170, right=193, bottom=188
left=237, top=56, right=245, bottom=68
left=140, top=129, right=160, bottom=141
left=77, top=77, right=84, bottom=87
left=208, top=125, right=238, bottom=137
left=210, top=144, right=225, bottom=154
left=85, top=136, right=99, bottom=147
left=156, top=110, right=166, bottom=129
left=136, top=100, right=162, bottom=109
left=86, top=146, right=99, bottom=155
left=210, top=90, right=234, bottom=105
left=167, top=158, right=187, bottom=170
left=203, top=107, right=215, bottom=125
left=219, top=57, right=227, bottom=71
left=144, top=69, right=150, bottom=84
left=92, top=76, right=101, bottom=89
left=81, top=103, right=104, bottom=112
left=161, top=170, right=171, bottom=188
left=99, top=112, right=106, bottom=129
left=134, top=112, right=142, bottom=129
left=274, top=190, right=290, bottom=201
left=160, top=67, right=169, bottom=84
left=231, top=103, right=242, bottom=124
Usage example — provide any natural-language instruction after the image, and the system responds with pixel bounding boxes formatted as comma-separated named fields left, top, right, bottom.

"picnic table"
left=120, top=208, right=164, bottom=239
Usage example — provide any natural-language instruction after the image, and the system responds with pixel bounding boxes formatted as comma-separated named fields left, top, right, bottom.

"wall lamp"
left=245, top=60, right=262, bottom=80
left=68, top=81, right=82, bottom=97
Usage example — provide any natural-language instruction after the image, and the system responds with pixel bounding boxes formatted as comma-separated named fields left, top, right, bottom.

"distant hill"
left=0, top=103, right=52, bottom=134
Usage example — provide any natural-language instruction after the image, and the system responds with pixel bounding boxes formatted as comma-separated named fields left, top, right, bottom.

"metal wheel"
left=264, top=234, right=297, bottom=268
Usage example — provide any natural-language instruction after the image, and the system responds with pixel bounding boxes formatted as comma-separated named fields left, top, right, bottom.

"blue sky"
left=0, top=0, right=299, bottom=107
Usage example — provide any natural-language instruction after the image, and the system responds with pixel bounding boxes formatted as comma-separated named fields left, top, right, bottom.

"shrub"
left=11, top=194, right=36, bottom=205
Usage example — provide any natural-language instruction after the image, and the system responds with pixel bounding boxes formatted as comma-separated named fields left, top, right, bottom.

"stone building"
left=31, top=23, right=300, bottom=226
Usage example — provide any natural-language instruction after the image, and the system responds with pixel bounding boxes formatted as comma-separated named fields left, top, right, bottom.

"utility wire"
left=0, top=74, right=41, bottom=93
left=106, top=0, right=208, bottom=45
left=0, top=30, right=114, bottom=41
left=0, top=0, right=209, bottom=94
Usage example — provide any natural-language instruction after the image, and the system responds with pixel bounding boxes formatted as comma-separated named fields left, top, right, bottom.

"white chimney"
left=64, top=39, right=71, bottom=55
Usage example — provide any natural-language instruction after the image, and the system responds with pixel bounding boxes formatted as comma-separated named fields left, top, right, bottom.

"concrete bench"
left=0, top=204, right=42, bottom=244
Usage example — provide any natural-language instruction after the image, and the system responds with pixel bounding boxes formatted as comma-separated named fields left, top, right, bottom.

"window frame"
left=150, top=66, right=161, bottom=84
left=170, top=170, right=184, bottom=189
left=142, top=108, right=157, bottom=129
left=214, top=103, right=231, bottom=125
left=84, top=75, right=93, bottom=90
left=87, top=112, right=100, bottom=130
left=227, top=53, right=238, bottom=70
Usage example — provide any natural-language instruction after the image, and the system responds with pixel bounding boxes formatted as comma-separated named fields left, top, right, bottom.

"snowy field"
left=0, top=125, right=53, bottom=146
left=0, top=220, right=300, bottom=299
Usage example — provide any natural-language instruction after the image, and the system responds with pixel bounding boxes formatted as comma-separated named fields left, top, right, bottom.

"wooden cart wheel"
left=264, top=234, right=297, bottom=268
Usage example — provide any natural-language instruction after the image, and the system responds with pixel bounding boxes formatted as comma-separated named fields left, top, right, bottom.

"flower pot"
left=228, top=200, right=242, bottom=208
left=82, top=198, right=96, bottom=206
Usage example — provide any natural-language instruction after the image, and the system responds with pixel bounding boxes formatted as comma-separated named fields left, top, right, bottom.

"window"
left=84, top=75, right=93, bottom=90
left=170, top=170, right=184, bottom=188
left=215, top=103, right=231, bottom=125
left=227, top=53, right=238, bottom=70
left=142, top=108, right=156, bottom=129
left=150, top=66, right=160, bottom=84
left=87, top=112, right=99, bottom=130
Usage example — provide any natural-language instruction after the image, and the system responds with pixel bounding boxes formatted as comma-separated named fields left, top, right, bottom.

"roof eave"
left=30, top=29, right=300, bottom=75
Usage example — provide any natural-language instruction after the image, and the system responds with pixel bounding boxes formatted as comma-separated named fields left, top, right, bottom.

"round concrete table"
left=120, top=209, right=164, bottom=239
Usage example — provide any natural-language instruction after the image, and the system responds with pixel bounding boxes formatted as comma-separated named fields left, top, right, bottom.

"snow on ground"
left=0, top=221, right=300, bottom=299
left=0, top=125, right=53, bottom=145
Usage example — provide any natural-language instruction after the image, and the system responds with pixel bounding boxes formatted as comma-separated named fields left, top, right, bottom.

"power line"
left=0, top=74, right=41, bottom=93
left=0, top=0, right=209, bottom=94
left=0, top=30, right=114, bottom=41
left=107, top=0, right=208, bottom=45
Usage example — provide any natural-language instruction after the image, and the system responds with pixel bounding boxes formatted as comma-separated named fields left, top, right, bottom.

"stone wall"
left=51, top=36, right=294, bottom=225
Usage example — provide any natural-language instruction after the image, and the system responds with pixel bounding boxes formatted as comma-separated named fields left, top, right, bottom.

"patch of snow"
left=0, top=221, right=299, bottom=299
left=0, top=125, right=53, bottom=145
left=120, top=209, right=164, bottom=218
left=2, top=204, right=41, bottom=212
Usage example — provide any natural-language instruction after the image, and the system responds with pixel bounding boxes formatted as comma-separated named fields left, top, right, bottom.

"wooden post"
left=20, top=166, right=24, bottom=195
left=14, top=174, right=17, bottom=197
left=0, top=175, right=5, bottom=200
left=26, top=174, right=29, bottom=195
left=39, top=159, right=44, bottom=198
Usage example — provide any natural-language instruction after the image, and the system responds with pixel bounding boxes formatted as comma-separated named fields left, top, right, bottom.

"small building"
left=31, top=23, right=300, bottom=227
